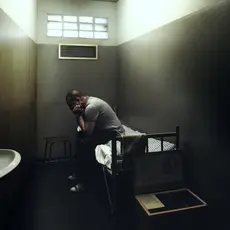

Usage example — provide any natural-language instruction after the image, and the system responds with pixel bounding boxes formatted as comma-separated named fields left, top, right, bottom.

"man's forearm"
left=78, top=116, right=85, bottom=131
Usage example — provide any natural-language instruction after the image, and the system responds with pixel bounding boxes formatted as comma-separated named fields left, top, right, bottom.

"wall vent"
left=58, top=44, right=98, bottom=60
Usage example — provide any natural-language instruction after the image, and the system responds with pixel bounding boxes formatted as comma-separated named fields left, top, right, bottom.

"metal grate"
left=59, top=44, right=98, bottom=60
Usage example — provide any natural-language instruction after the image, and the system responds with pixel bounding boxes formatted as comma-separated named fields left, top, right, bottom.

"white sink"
left=0, top=149, right=21, bottom=178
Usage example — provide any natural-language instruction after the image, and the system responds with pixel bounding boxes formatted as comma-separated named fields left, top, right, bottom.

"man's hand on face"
left=72, top=103, right=84, bottom=116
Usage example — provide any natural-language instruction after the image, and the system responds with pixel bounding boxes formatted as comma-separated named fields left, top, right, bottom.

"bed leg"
left=111, top=135, right=118, bottom=214
left=102, top=167, right=114, bottom=213
left=112, top=176, right=117, bottom=214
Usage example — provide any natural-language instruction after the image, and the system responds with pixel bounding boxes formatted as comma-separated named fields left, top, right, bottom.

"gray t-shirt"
left=84, top=96, right=124, bottom=134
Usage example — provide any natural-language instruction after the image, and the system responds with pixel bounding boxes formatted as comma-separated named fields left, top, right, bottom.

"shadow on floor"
left=5, top=160, right=224, bottom=230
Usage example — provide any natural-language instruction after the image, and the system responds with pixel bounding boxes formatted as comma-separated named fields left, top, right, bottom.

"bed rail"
left=116, top=132, right=177, bottom=140
left=109, top=126, right=180, bottom=213
left=112, top=126, right=179, bottom=170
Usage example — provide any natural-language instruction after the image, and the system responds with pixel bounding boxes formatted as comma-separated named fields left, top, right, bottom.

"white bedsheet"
left=95, top=144, right=113, bottom=169
left=95, top=125, right=175, bottom=169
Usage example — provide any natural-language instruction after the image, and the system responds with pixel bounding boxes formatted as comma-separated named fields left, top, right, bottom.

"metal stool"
left=44, top=136, right=72, bottom=162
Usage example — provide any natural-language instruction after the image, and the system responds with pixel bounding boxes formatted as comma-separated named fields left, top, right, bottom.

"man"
left=66, top=90, right=125, bottom=192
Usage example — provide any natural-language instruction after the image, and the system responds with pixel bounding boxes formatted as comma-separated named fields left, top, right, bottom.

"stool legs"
left=44, top=142, right=48, bottom=160
left=68, top=142, right=72, bottom=158
left=44, top=140, right=72, bottom=162
left=49, top=143, right=54, bottom=160
left=64, top=143, right=67, bottom=157
left=64, top=142, right=72, bottom=158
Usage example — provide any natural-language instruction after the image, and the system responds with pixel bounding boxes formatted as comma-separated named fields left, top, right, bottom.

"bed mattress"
left=95, top=125, right=175, bottom=169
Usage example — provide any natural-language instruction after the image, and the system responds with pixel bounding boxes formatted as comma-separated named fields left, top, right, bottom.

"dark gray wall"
left=37, top=44, right=118, bottom=158
left=0, top=9, right=37, bottom=228
left=118, top=0, right=230, bottom=220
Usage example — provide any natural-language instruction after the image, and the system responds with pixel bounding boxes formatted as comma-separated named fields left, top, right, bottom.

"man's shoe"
left=70, top=184, right=84, bottom=192
left=68, top=174, right=77, bottom=180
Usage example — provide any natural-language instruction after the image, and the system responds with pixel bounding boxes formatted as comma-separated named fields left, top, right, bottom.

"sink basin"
left=0, top=149, right=21, bottom=178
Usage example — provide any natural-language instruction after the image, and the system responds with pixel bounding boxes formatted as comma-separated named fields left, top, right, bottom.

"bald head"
left=66, top=89, right=85, bottom=110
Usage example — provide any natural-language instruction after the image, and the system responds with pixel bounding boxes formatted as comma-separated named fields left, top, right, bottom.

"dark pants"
left=75, top=129, right=120, bottom=184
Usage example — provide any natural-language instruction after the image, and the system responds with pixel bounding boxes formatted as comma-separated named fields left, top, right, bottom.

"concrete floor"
left=5, top=160, right=219, bottom=230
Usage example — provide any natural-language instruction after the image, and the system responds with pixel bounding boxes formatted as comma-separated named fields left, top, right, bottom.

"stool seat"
left=44, top=136, right=72, bottom=162
left=44, top=136, right=69, bottom=143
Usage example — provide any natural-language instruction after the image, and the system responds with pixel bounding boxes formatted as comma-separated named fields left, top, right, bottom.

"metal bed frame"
left=102, top=126, right=180, bottom=214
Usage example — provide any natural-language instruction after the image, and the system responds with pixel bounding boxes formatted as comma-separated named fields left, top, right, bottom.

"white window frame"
left=47, top=14, right=109, bottom=39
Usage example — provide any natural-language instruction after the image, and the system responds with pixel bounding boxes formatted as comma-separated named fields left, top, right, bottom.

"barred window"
left=47, top=15, right=108, bottom=39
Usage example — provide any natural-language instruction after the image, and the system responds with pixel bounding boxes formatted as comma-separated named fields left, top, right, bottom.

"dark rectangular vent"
left=59, top=44, right=98, bottom=60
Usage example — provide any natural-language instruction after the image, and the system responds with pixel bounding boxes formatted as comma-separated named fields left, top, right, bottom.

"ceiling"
left=91, top=0, right=119, bottom=2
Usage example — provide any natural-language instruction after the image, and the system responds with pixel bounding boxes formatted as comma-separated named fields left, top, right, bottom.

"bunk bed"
left=95, top=124, right=181, bottom=213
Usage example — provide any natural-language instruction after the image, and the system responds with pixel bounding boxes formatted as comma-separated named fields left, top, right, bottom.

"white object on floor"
left=136, top=193, right=165, bottom=210
left=0, top=149, right=21, bottom=178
